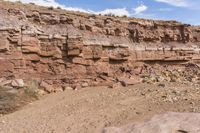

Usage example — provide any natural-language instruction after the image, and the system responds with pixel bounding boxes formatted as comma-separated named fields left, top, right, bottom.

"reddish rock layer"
left=0, top=1, right=200, bottom=91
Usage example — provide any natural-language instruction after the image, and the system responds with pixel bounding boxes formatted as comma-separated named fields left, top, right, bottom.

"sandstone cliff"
left=1, top=1, right=200, bottom=92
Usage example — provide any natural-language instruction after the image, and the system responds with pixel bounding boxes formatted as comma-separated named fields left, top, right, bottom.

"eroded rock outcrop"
left=0, top=1, right=200, bottom=92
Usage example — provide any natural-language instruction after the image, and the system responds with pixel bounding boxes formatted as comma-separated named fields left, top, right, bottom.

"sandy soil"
left=0, top=82, right=200, bottom=133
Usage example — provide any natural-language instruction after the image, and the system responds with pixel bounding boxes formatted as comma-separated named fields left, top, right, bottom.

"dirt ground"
left=0, top=82, right=200, bottom=133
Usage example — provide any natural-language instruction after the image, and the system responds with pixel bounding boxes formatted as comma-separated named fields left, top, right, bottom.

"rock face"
left=103, top=112, right=200, bottom=133
left=1, top=1, right=200, bottom=91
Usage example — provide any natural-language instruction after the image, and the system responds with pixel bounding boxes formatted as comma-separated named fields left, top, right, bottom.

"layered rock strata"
left=0, top=1, right=200, bottom=91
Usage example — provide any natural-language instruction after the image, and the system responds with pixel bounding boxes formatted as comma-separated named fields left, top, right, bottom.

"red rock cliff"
left=0, top=1, right=200, bottom=92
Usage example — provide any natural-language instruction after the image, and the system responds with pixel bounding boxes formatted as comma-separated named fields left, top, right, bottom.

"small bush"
left=105, top=13, right=114, bottom=17
left=24, top=80, right=40, bottom=99
left=16, top=1, right=22, bottom=4
left=29, top=2, right=35, bottom=5
left=57, top=7, right=62, bottom=10
left=48, top=6, right=54, bottom=10
left=122, top=15, right=127, bottom=18
left=0, top=80, right=42, bottom=114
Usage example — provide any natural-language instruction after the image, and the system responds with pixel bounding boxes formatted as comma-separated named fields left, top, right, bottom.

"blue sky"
left=6, top=0, right=200, bottom=25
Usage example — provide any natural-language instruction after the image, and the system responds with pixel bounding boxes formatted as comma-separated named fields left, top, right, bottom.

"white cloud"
left=5, top=0, right=64, bottom=8
left=4, top=0, right=130, bottom=17
left=133, top=4, right=148, bottom=15
left=96, top=8, right=130, bottom=16
left=154, top=0, right=188, bottom=7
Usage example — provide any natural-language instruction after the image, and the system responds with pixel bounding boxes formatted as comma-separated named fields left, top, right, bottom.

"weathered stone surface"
left=0, top=36, right=9, bottom=51
left=103, top=112, right=200, bottom=133
left=11, top=79, right=24, bottom=88
left=64, top=86, right=73, bottom=90
left=82, top=47, right=94, bottom=59
left=68, top=49, right=80, bottom=56
left=24, top=54, right=40, bottom=61
left=109, top=48, right=130, bottom=61
left=72, top=57, right=93, bottom=66
left=22, top=46, right=40, bottom=53
left=117, top=77, right=140, bottom=86
left=0, top=79, right=12, bottom=86
left=92, top=45, right=103, bottom=59
left=40, top=81, right=54, bottom=93
left=0, top=59, right=14, bottom=74
left=82, top=45, right=103, bottom=59
left=22, top=36, right=39, bottom=46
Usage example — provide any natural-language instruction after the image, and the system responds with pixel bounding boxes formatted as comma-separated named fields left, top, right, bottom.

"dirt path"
left=0, top=82, right=200, bottom=133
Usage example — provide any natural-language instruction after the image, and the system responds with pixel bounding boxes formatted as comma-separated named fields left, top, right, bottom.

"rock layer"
left=0, top=1, right=200, bottom=91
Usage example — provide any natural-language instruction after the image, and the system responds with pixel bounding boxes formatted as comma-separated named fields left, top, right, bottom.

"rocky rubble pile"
left=0, top=78, right=24, bottom=88
left=141, top=63, right=200, bottom=84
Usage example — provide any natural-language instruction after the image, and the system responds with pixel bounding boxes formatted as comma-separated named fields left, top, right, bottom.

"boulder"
left=60, top=16, right=73, bottom=24
left=0, top=79, right=12, bottom=86
left=40, top=13, right=60, bottom=24
left=117, top=77, right=140, bottom=87
left=64, top=86, right=73, bottom=90
left=81, top=82, right=89, bottom=87
left=40, top=81, right=54, bottom=93
left=103, top=112, right=200, bottom=133
left=74, top=84, right=82, bottom=90
left=31, top=11, right=41, bottom=22
left=11, top=79, right=24, bottom=88
left=85, top=24, right=93, bottom=32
